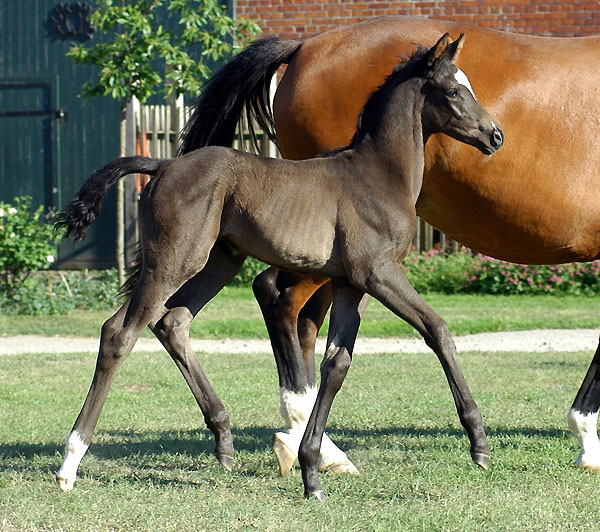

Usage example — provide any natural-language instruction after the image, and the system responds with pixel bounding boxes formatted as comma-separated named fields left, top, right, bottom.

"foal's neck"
left=352, top=81, right=427, bottom=203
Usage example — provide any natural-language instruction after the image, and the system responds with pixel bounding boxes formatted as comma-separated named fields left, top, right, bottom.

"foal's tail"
left=178, top=36, right=302, bottom=155
left=55, top=156, right=161, bottom=242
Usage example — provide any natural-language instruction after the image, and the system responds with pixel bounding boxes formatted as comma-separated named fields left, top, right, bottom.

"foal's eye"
left=446, top=88, right=459, bottom=98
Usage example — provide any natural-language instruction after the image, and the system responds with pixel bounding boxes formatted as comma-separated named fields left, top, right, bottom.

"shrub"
left=402, top=247, right=600, bottom=296
left=0, top=197, right=59, bottom=297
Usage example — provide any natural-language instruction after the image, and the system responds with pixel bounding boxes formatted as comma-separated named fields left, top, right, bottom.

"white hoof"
left=56, top=474, right=75, bottom=492
left=574, top=453, right=600, bottom=470
left=319, top=460, right=359, bottom=474
left=272, top=432, right=297, bottom=476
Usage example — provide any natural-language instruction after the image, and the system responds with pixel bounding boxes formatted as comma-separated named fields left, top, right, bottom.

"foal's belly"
left=221, top=215, right=345, bottom=278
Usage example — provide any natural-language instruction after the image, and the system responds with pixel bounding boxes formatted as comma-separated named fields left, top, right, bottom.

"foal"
left=56, top=34, right=503, bottom=498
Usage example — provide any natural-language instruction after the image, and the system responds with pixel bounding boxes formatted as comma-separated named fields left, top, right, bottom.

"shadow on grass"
left=0, top=423, right=570, bottom=463
left=0, top=423, right=575, bottom=489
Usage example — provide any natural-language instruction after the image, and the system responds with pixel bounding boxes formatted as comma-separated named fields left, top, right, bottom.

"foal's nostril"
left=491, top=127, right=504, bottom=148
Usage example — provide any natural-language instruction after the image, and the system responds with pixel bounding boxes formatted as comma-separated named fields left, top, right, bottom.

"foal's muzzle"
left=481, top=125, right=504, bottom=154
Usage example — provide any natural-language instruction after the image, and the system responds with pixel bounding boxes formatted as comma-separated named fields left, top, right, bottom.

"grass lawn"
left=1, top=347, right=600, bottom=531
left=1, top=287, right=599, bottom=338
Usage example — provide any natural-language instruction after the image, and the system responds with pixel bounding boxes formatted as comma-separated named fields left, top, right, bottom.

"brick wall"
left=235, top=0, right=600, bottom=38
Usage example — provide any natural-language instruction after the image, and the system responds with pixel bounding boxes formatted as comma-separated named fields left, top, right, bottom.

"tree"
left=68, top=0, right=260, bottom=102
left=67, top=0, right=260, bottom=284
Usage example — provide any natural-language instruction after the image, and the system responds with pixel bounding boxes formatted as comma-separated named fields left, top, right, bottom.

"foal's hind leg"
left=151, top=242, right=246, bottom=470
left=298, top=281, right=370, bottom=499
left=56, top=271, right=179, bottom=491
left=358, top=263, right=489, bottom=469
left=253, top=269, right=358, bottom=475
left=568, top=335, right=600, bottom=469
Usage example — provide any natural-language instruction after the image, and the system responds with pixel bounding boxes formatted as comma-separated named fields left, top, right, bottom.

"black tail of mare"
left=178, top=36, right=301, bottom=155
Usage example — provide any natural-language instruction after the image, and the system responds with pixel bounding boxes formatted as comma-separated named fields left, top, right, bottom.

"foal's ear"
left=446, top=33, right=465, bottom=62
left=425, top=33, right=450, bottom=69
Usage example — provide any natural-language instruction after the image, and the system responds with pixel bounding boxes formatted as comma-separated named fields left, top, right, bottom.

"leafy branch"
left=68, top=0, right=261, bottom=103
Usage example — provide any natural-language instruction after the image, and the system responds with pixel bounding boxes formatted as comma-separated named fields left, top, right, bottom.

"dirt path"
left=0, top=329, right=598, bottom=355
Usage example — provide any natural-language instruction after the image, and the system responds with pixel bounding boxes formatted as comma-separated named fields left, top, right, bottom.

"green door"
left=0, top=79, right=62, bottom=211
left=0, top=1, right=121, bottom=268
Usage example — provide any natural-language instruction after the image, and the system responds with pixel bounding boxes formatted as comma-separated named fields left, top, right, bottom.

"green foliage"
left=0, top=270, right=119, bottom=316
left=0, top=197, right=59, bottom=297
left=403, top=247, right=600, bottom=296
left=68, top=0, right=261, bottom=102
left=229, top=257, right=268, bottom=286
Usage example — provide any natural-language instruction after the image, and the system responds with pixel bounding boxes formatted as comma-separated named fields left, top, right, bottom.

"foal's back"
left=145, top=146, right=351, bottom=277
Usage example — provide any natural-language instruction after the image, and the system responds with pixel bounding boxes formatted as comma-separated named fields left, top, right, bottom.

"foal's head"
left=419, top=33, right=504, bottom=155
left=353, top=33, right=503, bottom=156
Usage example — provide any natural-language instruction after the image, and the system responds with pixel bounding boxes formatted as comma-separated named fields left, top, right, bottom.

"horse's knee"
left=252, top=267, right=279, bottom=309
left=97, top=315, right=138, bottom=370
left=321, top=347, right=351, bottom=391
left=425, top=318, right=454, bottom=352
left=154, top=307, right=193, bottom=351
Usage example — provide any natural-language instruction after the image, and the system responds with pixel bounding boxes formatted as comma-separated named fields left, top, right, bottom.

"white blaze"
left=454, top=68, right=477, bottom=100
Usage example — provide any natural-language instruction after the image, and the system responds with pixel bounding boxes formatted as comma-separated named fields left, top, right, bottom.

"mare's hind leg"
left=56, top=271, right=182, bottom=491
left=252, top=269, right=358, bottom=475
left=357, top=262, right=489, bottom=469
left=151, top=242, right=246, bottom=470
left=298, top=281, right=370, bottom=499
left=568, top=335, right=600, bottom=468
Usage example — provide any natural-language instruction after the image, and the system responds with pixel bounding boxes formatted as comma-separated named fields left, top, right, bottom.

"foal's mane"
left=318, top=46, right=429, bottom=157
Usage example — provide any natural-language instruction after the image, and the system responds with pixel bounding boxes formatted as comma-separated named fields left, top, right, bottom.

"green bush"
left=403, top=247, right=600, bottom=296
left=2, top=245, right=597, bottom=316
left=0, top=197, right=59, bottom=297
left=0, top=270, right=120, bottom=315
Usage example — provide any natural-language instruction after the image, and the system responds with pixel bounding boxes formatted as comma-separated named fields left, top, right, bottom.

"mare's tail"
left=55, top=156, right=161, bottom=241
left=178, top=36, right=302, bottom=155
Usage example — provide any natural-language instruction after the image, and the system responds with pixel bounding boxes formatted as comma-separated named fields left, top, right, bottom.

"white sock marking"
left=57, top=430, right=89, bottom=486
left=568, top=408, right=600, bottom=467
left=278, top=386, right=355, bottom=469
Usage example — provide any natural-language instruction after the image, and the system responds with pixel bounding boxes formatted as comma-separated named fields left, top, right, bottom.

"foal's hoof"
left=471, top=451, right=490, bottom=470
left=272, top=434, right=297, bottom=477
left=216, top=451, right=235, bottom=471
left=305, top=490, right=326, bottom=501
left=56, top=474, right=74, bottom=492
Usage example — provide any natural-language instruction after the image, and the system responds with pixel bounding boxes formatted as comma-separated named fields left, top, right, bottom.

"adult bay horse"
left=180, top=16, right=600, bottom=476
left=55, top=35, right=503, bottom=498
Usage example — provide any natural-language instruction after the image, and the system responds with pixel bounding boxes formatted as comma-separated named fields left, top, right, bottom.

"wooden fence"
left=122, top=96, right=455, bottom=265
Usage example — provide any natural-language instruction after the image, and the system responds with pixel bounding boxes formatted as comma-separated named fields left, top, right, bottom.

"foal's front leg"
left=298, top=282, right=370, bottom=499
left=361, top=263, right=490, bottom=469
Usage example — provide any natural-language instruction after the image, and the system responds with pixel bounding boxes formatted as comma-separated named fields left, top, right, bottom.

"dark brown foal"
left=56, top=34, right=503, bottom=498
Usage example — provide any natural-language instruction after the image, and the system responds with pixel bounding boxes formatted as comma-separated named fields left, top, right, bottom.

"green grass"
left=1, top=287, right=598, bottom=338
left=2, top=347, right=600, bottom=531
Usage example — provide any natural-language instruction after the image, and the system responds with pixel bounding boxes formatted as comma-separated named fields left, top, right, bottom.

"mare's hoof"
left=56, top=474, right=74, bottom=492
left=574, top=453, right=600, bottom=470
left=319, top=461, right=359, bottom=475
left=216, top=451, right=235, bottom=471
left=305, top=490, right=326, bottom=501
left=471, top=452, right=490, bottom=470
left=272, top=434, right=296, bottom=477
